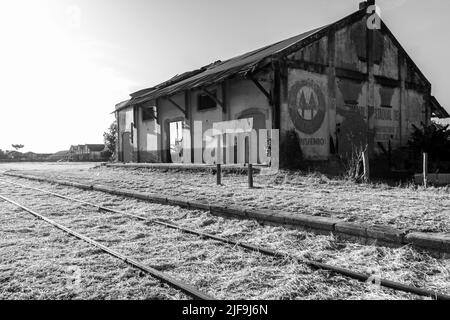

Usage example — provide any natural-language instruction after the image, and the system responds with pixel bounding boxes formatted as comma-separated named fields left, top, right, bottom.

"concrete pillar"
left=327, top=28, right=337, bottom=158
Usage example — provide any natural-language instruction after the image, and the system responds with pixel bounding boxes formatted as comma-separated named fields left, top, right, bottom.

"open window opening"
left=198, top=90, right=217, bottom=111
left=169, top=121, right=184, bottom=163
left=142, top=106, right=157, bottom=121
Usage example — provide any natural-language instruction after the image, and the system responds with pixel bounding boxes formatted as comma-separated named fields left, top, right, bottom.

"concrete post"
left=248, top=164, right=253, bottom=188
left=423, top=152, right=428, bottom=188
left=217, top=164, right=222, bottom=185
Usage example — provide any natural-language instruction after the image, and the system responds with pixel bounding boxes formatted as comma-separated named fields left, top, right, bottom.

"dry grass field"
left=3, top=162, right=449, bottom=233
left=0, top=163, right=449, bottom=299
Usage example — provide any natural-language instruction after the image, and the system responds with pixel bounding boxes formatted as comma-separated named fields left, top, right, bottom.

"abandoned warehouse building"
left=115, top=1, right=449, bottom=174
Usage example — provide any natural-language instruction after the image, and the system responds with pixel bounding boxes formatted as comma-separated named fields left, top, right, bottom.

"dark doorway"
left=168, top=120, right=183, bottom=163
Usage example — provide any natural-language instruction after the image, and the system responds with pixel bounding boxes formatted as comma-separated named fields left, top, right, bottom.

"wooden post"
left=216, top=164, right=221, bottom=185
left=248, top=163, right=253, bottom=188
left=362, top=150, right=370, bottom=182
left=246, top=135, right=253, bottom=188
left=423, top=152, right=428, bottom=188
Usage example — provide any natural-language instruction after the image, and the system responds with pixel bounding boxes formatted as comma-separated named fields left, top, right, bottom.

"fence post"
left=362, top=150, right=370, bottom=182
left=216, top=164, right=221, bottom=185
left=245, top=136, right=254, bottom=188
left=423, top=152, right=428, bottom=188
left=248, top=163, right=253, bottom=188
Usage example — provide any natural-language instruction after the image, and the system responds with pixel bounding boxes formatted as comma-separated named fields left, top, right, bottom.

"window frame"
left=142, top=106, right=157, bottom=121
left=197, top=90, right=217, bottom=111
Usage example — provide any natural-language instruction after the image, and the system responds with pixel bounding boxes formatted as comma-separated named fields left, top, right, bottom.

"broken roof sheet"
left=115, top=99, right=131, bottom=110
left=118, top=25, right=327, bottom=110
left=116, top=4, right=442, bottom=115
left=431, top=96, right=449, bottom=119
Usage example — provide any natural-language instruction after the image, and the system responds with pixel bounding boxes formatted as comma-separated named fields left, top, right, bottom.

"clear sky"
left=1, top=0, right=449, bottom=153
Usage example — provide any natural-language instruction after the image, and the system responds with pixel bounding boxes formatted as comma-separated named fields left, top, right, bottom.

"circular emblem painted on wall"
left=288, top=79, right=326, bottom=134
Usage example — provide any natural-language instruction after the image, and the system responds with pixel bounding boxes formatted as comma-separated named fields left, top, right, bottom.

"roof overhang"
left=113, top=4, right=436, bottom=115
left=113, top=99, right=132, bottom=113
left=126, top=25, right=329, bottom=108
left=431, top=96, right=449, bottom=119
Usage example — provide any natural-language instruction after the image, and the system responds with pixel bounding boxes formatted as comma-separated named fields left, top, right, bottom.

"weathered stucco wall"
left=373, top=32, right=399, bottom=80
left=154, top=79, right=272, bottom=164
left=158, top=92, right=185, bottom=163
left=117, top=106, right=137, bottom=162
left=137, top=101, right=160, bottom=163
left=288, top=36, right=328, bottom=65
left=335, top=77, right=369, bottom=158
left=373, top=85, right=401, bottom=152
left=335, top=21, right=367, bottom=73
left=280, top=16, right=430, bottom=165
left=228, top=78, right=272, bottom=130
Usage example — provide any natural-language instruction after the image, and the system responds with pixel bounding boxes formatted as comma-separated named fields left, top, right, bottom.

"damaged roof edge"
left=136, top=26, right=329, bottom=105
left=113, top=8, right=369, bottom=112
left=113, top=99, right=131, bottom=113
left=431, top=96, right=450, bottom=119
left=114, top=6, right=437, bottom=114
left=114, top=26, right=336, bottom=112
left=114, top=27, right=327, bottom=112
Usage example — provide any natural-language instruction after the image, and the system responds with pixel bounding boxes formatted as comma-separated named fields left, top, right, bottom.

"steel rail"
left=0, top=193, right=215, bottom=300
left=1, top=177, right=449, bottom=300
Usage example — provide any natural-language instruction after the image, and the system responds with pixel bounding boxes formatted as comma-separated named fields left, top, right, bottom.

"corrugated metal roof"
left=117, top=25, right=327, bottom=110
left=431, top=96, right=449, bottom=119
left=115, top=4, right=441, bottom=115
left=115, top=99, right=131, bottom=110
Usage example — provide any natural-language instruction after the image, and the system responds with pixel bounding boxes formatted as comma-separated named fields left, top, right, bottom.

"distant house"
left=68, top=144, right=105, bottom=161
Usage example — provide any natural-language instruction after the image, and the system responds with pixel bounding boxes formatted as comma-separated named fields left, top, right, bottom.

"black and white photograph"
left=0, top=0, right=449, bottom=312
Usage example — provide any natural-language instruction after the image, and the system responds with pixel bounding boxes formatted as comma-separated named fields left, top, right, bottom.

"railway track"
left=1, top=176, right=449, bottom=300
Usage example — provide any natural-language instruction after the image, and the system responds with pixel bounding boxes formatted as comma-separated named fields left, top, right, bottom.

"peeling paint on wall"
left=373, top=31, right=399, bottom=79
left=336, top=78, right=367, bottom=158
left=335, top=21, right=367, bottom=73
left=373, top=85, right=400, bottom=152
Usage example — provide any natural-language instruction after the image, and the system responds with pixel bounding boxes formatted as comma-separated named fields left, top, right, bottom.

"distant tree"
left=103, top=121, right=117, bottom=161
left=0, top=149, right=7, bottom=159
left=11, top=144, right=24, bottom=151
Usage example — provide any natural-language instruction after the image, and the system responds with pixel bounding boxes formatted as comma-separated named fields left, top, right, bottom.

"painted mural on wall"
left=288, top=79, right=326, bottom=134
left=288, top=70, right=329, bottom=159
